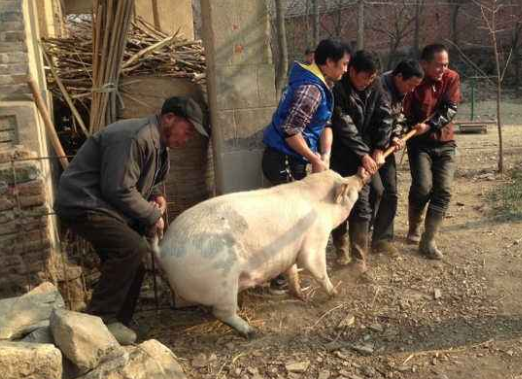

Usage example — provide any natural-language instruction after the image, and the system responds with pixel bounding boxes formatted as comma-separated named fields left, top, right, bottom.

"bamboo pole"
left=28, top=77, right=69, bottom=170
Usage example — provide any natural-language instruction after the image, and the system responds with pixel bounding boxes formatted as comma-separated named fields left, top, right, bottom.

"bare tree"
left=473, top=0, right=507, bottom=172
left=412, top=0, right=425, bottom=57
left=369, top=0, right=416, bottom=68
left=274, top=0, right=289, bottom=99
left=356, top=0, right=365, bottom=49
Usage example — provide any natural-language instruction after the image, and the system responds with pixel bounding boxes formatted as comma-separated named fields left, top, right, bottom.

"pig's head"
left=334, top=171, right=366, bottom=207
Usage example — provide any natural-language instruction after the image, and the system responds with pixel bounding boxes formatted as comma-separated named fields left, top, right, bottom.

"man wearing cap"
left=55, top=96, right=207, bottom=344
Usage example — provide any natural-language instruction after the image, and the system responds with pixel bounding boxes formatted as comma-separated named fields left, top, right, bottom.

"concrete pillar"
left=201, top=0, right=276, bottom=194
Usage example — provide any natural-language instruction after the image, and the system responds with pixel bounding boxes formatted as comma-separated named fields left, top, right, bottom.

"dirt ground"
left=138, top=122, right=522, bottom=379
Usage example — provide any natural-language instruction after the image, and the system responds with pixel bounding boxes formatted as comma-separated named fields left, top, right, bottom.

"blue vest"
left=263, top=62, right=333, bottom=162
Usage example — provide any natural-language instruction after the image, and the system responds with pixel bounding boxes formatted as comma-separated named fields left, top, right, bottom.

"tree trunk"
left=450, top=4, right=460, bottom=47
left=312, top=0, right=319, bottom=45
left=357, top=0, right=364, bottom=50
left=490, top=8, right=504, bottom=173
left=274, top=0, right=289, bottom=100
left=413, top=0, right=422, bottom=57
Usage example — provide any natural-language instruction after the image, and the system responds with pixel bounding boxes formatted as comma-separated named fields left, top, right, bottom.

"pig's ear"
left=335, top=183, right=349, bottom=204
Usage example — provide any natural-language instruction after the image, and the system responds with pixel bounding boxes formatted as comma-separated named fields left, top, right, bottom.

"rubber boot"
left=332, top=221, right=351, bottom=266
left=348, top=220, right=370, bottom=274
left=372, top=240, right=399, bottom=258
left=407, top=204, right=424, bottom=244
left=419, top=209, right=444, bottom=260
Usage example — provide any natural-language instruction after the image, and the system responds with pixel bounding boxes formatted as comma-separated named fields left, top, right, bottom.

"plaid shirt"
left=281, top=84, right=327, bottom=136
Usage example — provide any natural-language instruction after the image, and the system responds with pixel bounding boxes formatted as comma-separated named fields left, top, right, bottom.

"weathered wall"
left=0, top=0, right=63, bottom=299
left=201, top=0, right=276, bottom=193
left=63, top=0, right=194, bottom=39
left=135, top=0, right=194, bottom=38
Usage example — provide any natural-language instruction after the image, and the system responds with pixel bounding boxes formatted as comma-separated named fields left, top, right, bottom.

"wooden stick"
left=382, top=128, right=417, bottom=160
left=28, top=77, right=69, bottom=170
left=41, top=45, right=90, bottom=138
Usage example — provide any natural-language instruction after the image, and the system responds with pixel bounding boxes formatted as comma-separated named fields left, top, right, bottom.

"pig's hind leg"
left=212, top=282, right=256, bottom=339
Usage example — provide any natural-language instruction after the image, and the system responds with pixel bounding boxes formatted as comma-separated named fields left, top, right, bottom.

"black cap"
left=161, top=96, right=209, bottom=137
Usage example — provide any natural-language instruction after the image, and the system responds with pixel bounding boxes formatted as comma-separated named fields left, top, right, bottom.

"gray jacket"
left=55, top=115, right=169, bottom=228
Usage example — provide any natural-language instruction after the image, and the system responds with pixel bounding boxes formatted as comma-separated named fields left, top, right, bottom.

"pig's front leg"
left=298, top=245, right=338, bottom=298
left=285, top=264, right=306, bottom=301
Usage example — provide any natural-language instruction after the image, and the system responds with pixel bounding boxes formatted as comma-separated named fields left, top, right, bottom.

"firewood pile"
left=41, top=16, right=206, bottom=135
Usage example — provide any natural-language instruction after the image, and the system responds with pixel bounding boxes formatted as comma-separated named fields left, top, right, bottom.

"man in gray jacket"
left=56, top=96, right=207, bottom=343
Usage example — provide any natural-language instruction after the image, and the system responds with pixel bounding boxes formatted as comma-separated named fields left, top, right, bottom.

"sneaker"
left=107, top=322, right=137, bottom=346
left=269, top=276, right=312, bottom=295
left=269, top=275, right=288, bottom=295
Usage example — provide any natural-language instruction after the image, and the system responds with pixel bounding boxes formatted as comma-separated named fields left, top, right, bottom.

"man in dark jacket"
left=56, top=96, right=207, bottom=343
left=403, top=44, right=461, bottom=260
left=370, top=60, right=424, bottom=256
left=329, top=50, right=393, bottom=273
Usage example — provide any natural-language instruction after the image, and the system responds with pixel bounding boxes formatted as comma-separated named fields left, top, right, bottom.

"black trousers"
left=370, top=154, right=398, bottom=243
left=262, top=147, right=307, bottom=185
left=61, top=211, right=149, bottom=325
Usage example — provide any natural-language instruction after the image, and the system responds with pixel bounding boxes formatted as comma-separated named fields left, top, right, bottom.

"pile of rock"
left=0, top=282, right=186, bottom=379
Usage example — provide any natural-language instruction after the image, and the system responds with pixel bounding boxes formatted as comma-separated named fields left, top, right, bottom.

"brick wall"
left=0, top=0, right=30, bottom=102
left=0, top=146, right=53, bottom=297
left=0, top=1, right=83, bottom=306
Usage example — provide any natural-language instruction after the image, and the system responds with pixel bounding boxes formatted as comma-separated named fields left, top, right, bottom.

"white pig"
left=153, top=170, right=365, bottom=338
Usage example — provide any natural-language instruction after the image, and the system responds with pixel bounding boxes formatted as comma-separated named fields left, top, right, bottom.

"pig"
left=152, top=169, right=365, bottom=338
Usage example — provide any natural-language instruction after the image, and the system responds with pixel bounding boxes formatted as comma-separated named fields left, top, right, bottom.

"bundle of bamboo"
left=42, top=16, right=206, bottom=136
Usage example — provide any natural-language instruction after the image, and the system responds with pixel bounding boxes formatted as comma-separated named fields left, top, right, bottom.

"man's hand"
left=357, top=166, right=371, bottom=182
left=414, top=122, right=431, bottom=135
left=372, top=149, right=385, bottom=166
left=321, top=150, right=331, bottom=170
left=149, top=216, right=165, bottom=237
left=391, top=136, right=405, bottom=151
left=151, top=196, right=167, bottom=215
left=361, top=154, right=378, bottom=175
left=311, top=153, right=328, bottom=173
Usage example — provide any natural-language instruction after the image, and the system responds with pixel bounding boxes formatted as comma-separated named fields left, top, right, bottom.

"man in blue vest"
left=262, top=39, right=351, bottom=293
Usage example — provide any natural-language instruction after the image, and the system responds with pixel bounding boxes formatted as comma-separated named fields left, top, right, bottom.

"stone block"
left=214, top=64, right=275, bottom=110
left=0, top=282, right=65, bottom=340
left=0, top=31, right=25, bottom=43
left=0, top=63, right=28, bottom=75
left=0, top=1, right=22, bottom=12
left=20, top=325, right=54, bottom=344
left=0, top=163, right=40, bottom=184
left=0, top=42, right=26, bottom=53
left=0, top=11, right=23, bottom=23
left=0, top=52, right=27, bottom=64
left=50, top=309, right=123, bottom=374
left=0, top=341, right=62, bottom=379
left=0, top=21, right=24, bottom=32
left=81, top=339, right=187, bottom=379
left=0, top=103, right=45, bottom=152
left=0, top=84, right=30, bottom=101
